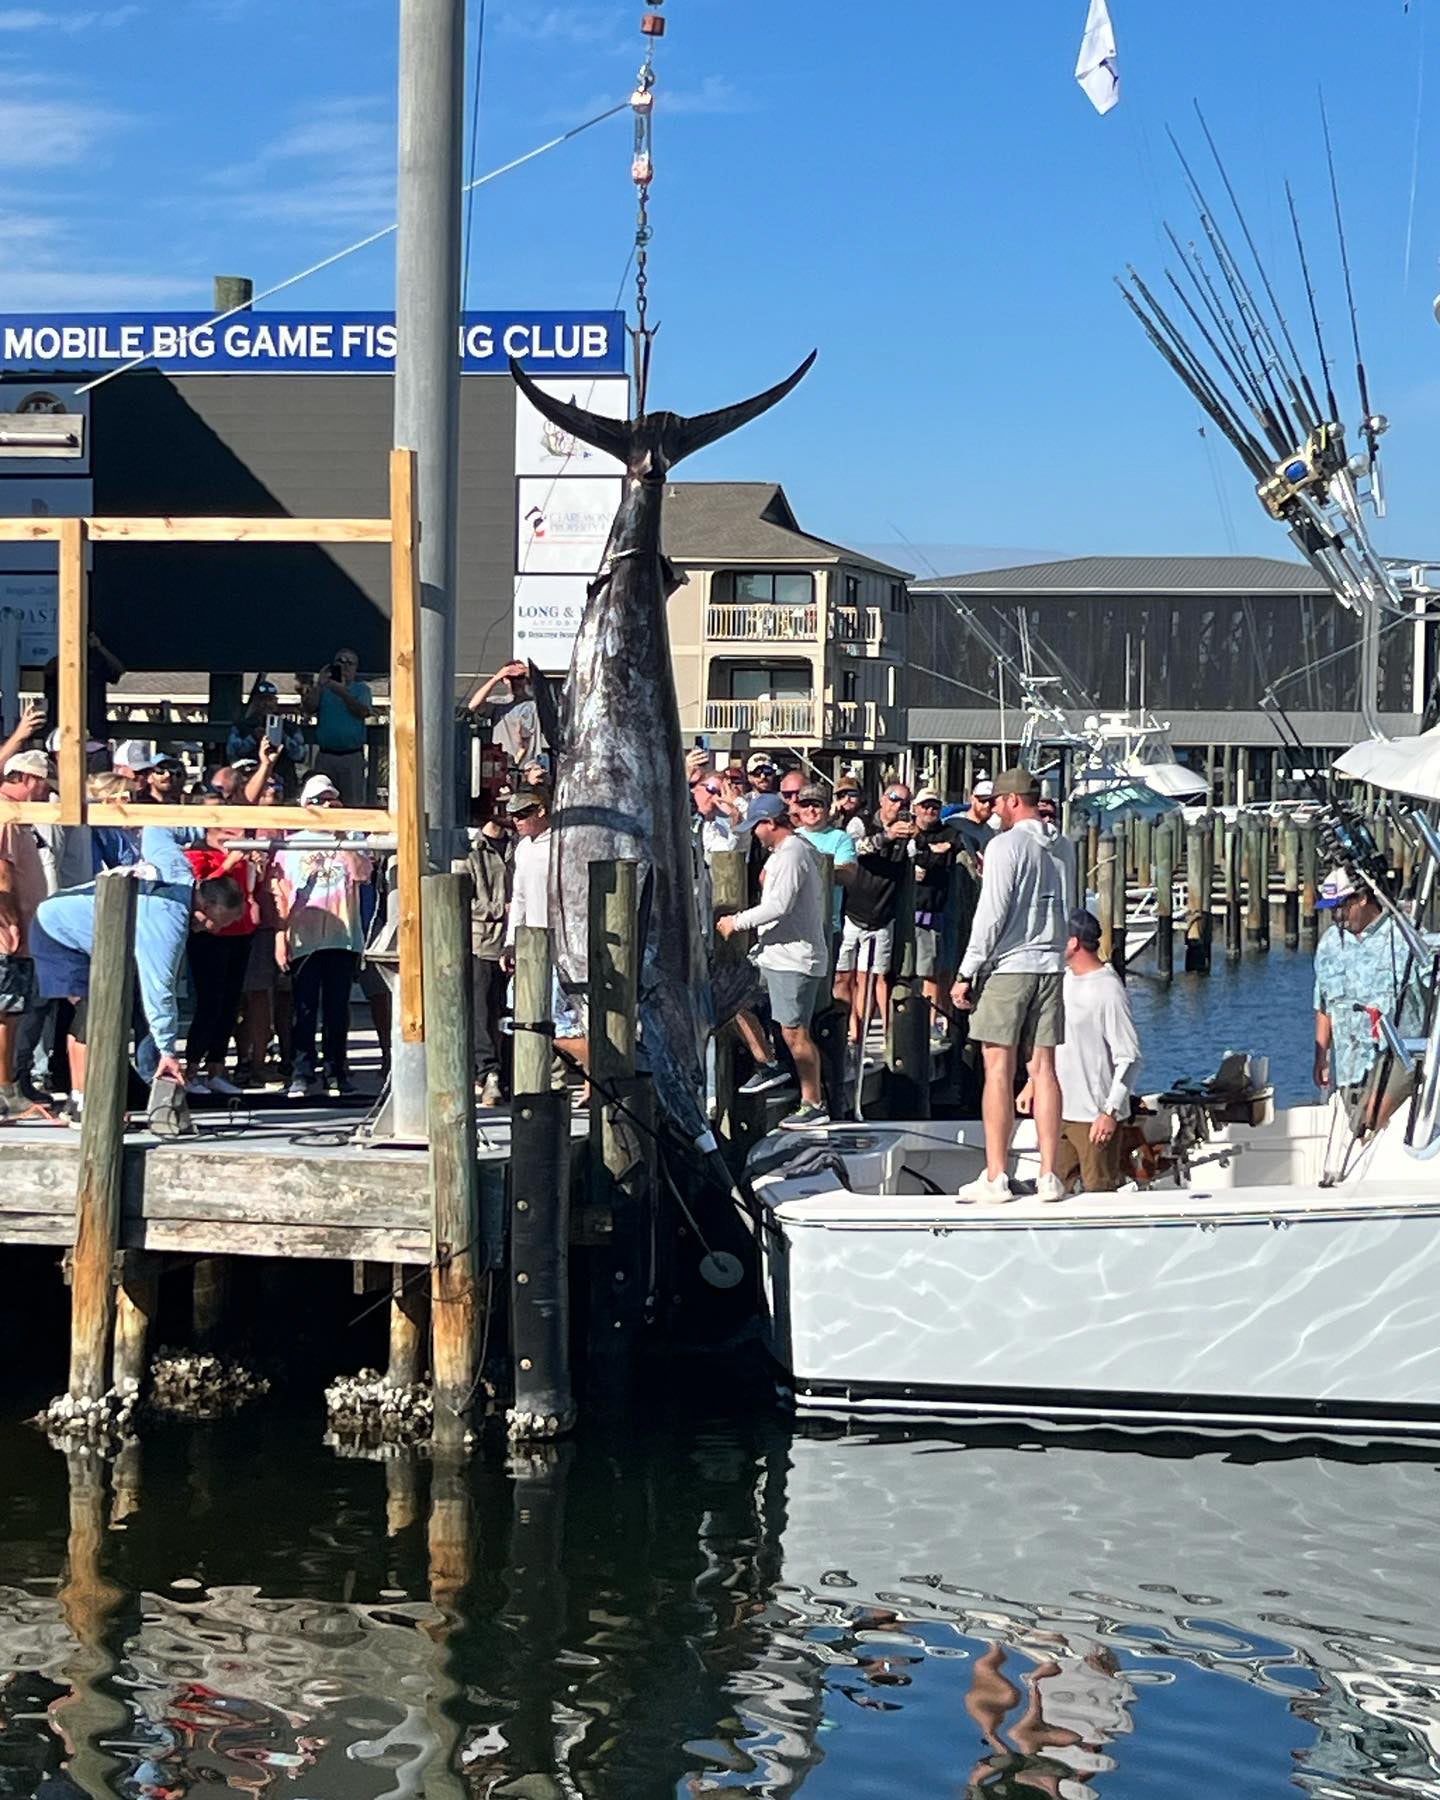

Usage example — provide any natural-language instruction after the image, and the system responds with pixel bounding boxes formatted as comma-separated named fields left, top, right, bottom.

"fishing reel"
left=1316, top=802, right=1392, bottom=899
left=1256, top=423, right=1348, bottom=521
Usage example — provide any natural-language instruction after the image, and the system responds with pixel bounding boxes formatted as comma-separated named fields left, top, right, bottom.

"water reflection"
left=0, top=1414, right=1436, bottom=1797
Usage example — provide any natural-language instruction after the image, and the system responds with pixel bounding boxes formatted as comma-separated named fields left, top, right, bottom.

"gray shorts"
left=243, top=927, right=278, bottom=992
left=0, top=952, right=36, bottom=1016
left=969, top=971, right=1064, bottom=1054
left=914, top=924, right=940, bottom=980
left=764, top=969, right=824, bottom=1030
left=837, top=916, right=893, bottom=974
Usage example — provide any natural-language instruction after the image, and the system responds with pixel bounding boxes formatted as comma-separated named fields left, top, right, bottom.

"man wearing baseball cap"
left=951, top=766, right=1076, bottom=1202
left=0, top=752, right=53, bottom=1116
left=1047, top=907, right=1140, bottom=1193
left=1313, top=867, right=1426, bottom=1130
left=953, top=777, right=996, bottom=865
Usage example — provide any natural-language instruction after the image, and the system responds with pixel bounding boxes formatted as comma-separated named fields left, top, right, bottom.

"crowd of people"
left=0, top=652, right=386, bottom=1123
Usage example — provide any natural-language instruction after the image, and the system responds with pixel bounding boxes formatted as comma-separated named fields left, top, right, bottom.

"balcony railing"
left=829, top=605, right=884, bottom=645
left=827, top=699, right=888, bottom=742
left=704, top=697, right=818, bottom=739
left=706, top=602, right=818, bottom=642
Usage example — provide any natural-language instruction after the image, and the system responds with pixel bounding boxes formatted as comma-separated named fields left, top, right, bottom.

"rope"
left=76, top=101, right=631, bottom=396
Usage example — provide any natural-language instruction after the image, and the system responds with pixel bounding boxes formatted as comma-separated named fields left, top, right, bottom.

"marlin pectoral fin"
left=667, top=350, right=817, bottom=465
left=527, top=661, right=565, bottom=756
left=509, top=359, right=633, bottom=463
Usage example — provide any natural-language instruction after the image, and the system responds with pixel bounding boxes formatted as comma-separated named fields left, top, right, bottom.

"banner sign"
left=0, top=311, right=626, bottom=376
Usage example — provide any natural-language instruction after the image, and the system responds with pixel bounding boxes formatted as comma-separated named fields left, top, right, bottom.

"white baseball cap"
left=3, top=749, right=54, bottom=784
left=301, top=773, right=340, bottom=804
left=113, top=738, right=160, bottom=772
left=44, top=728, right=104, bottom=755
left=972, top=778, right=995, bottom=798
left=1317, top=868, right=1361, bottom=909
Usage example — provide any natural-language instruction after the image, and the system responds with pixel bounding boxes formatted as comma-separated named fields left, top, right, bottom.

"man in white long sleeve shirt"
left=951, top=766, right=1076, bottom=1202
left=1052, top=908, right=1141, bottom=1192
left=501, top=789, right=586, bottom=1085
left=716, top=809, right=830, bottom=1130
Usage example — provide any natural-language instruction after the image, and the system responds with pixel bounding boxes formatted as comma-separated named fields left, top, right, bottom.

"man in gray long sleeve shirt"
left=1052, top=908, right=1141, bottom=1191
left=951, top=767, right=1076, bottom=1202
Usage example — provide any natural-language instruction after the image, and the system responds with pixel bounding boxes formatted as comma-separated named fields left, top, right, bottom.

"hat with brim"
left=746, top=753, right=776, bottom=773
left=972, top=779, right=995, bottom=798
left=505, top=787, right=545, bottom=815
left=113, top=738, right=160, bottom=772
left=991, top=767, right=1040, bottom=801
left=1067, top=906, right=1102, bottom=950
left=914, top=789, right=942, bottom=806
left=1317, top=868, right=1360, bottom=909
left=301, top=773, right=341, bottom=804
left=4, top=750, right=54, bottom=785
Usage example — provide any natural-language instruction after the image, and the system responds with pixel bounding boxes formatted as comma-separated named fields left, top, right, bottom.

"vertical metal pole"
left=1109, top=821, right=1127, bottom=975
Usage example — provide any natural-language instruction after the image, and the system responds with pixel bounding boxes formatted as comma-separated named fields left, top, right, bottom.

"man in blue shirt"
left=303, top=648, right=372, bottom=807
left=1312, top=867, right=1425, bottom=1130
left=792, top=785, right=857, bottom=947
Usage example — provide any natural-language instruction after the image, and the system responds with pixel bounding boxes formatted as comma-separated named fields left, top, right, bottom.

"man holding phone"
left=302, top=649, right=372, bottom=807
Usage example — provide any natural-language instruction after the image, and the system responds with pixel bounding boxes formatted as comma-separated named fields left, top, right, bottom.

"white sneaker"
left=186, top=1075, right=212, bottom=1097
left=207, top=1073, right=242, bottom=1098
left=958, top=1170, right=1013, bottom=1203
left=1035, top=1173, right=1068, bottom=1203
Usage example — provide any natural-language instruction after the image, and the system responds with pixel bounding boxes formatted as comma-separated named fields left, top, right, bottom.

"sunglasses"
left=885, top=791, right=909, bottom=803
left=916, top=800, right=940, bottom=809
left=510, top=804, right=541, bottom=821
left=781, top=788, right=804, bottom=800
left=797, top=798, right=825, bottom=810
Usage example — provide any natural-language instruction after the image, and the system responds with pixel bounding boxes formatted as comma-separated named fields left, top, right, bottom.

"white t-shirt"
left=1055, top=963, right=1141, bottom=1122
left=506, top=827, right=550, bottom=944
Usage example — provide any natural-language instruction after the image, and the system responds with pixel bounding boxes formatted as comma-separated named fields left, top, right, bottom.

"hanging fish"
left=509, top=352, right=816, bottom=1153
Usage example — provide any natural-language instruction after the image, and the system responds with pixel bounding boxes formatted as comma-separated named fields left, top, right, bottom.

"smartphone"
left=265, top=715, right=283, bottom=748
left=330, top=661, right=345, bottom=681
left=898, top=808, right=914, bottom=823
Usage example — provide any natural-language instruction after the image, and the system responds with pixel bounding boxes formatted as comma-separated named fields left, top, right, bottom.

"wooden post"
left=111, top=1253, right=158, bottom=1399
left=1155, top=815, right=1174, bottom=984
left=1184, top=817, right=1211, bottom=973
left=1070, top=821, right=1090, bottom=911
left=1299, top=820, right=1318, bottom=947
left=1244, top=814, right=1264, bottom=946
left=390, top=448, right=427, bottom=1043
left=191, top=1257, right=228, bottom=1350
left=586, top=859, right=652, bottom=1371
left=1086, top=818, right=1100, bottom=893
left=509, top=925, right=574, bottom=1436
left=387, top=1266, right=429, bottom=1388
left=1224, top=818, right=1243, bottom=960
left=68, top=874, right=136, bottom=1403
left=1256, top=816, right=1272, bottom=951
left=709, top=848, right=749, bottom=1150
left=1110, top=822, right=1128, bottom=974
left=423, top=871, right=481, bottom=1449
left=57, top=517, right=89, bottom=827
left=1282, top=818, right=1300, bottom=949
left=885, top=858, right=931, bottom=1119
left=1097, top=829, right=1116, bottom=965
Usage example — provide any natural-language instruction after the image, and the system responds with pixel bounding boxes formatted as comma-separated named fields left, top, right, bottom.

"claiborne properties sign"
left=0, top=311, right=626, bottom=376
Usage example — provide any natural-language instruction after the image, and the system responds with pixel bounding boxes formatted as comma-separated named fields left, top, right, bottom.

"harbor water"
left=2, top=951, right=1433, bottom=1799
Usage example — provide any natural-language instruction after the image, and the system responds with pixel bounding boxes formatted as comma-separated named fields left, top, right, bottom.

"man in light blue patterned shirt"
left=1312, top=868, right=1425, bottom=1127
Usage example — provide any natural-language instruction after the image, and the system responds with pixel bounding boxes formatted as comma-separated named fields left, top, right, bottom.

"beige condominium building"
left=663, top=482, right=912, bottom=782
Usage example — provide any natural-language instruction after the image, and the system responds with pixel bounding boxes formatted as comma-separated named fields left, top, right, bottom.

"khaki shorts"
left=968, top=971, right=1064, bottom=1054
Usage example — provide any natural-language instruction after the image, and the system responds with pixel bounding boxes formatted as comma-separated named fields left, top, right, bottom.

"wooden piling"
left=1070, top=821, right=1090, bottom=912
left=1244, top=815, right=1264, bottom=945
left=422, top=871, right=482, bottom=1449
left=1224, top=818, right=1243, bottom=960
left=1155, top=816, right=1174, bottom=984
left=111, top=1253, right=158, bottom=1400
left=586, top=858, right=652, bottom=1369
left=709, top=848, right=749, bottom=1149
left=886, top=858, right=931, bottom=1119
left=1097, top=829, right=1116, bottom=965
left=1299, top=820, right=1318, bottom=946
left=1256, top=816, right=1272, bottom=951
left=387, top=1266, right=429, bottom=1389
left=68, top=874, right=137, bottom=1404
left=1184, top=816, right=1212, bottom=973
left=509, top=925, right=574, bottom=1436
left=1110, top=821, right=1128, bottom=973
left=1282, top=818, right=1300, bottom=949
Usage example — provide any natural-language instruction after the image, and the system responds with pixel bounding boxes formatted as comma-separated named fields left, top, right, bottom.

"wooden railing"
left=703, top=697, right=818, bottom=738
left=829, top=605, right=884, bottom=645
left=705, top=602, right=818, bottom=643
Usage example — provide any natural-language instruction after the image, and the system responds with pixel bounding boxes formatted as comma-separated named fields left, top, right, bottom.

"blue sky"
left=0, top=0, right=1433, bottom=570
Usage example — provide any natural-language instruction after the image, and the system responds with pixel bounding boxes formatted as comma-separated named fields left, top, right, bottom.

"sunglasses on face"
left=885, top=791, right=909, bottom=804
left=511, top=804, right=541, bottom=821
left=798, top=799, right=825, bottom=811
left=916, top=801, right=939, bottom=810
left=781, top=788, right=804, bottom=800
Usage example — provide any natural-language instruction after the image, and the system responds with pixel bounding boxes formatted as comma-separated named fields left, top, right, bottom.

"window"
left=727, top=665, right=813, bottom=700
left=845, top=575, right=860, bottom=605
left=890, top=581, right=910, bottom=614
left=716, top=570, right=815, bottom=604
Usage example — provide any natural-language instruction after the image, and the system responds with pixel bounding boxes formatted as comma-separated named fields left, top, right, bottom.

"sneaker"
left=1035, top=1172, right=1068, bottom=1203
left=232, top=1061, right=255, bottom=1089
left=779, top=1100, right=831, bottom=1132
left=185, top=1075, right=212, bottom=1097
left=285, top=1076, right=310, bottom=1100
left=958, top=1170, right=1013, bottom=1203
left=18, top=1078, right=53, bottom=1108
left=207, top=1073, right=242, bottom=1098
left=0, top=1083, right=30, bottom=1120
left=305, top=1075, right=327, bottom=1099
left=479, top=1072, right=503, bottom=1107
left=64, top=1099, right=84, bottom=1129
left=739, top=1063, right=792, bottom=1096
left=929, top=1023, right=949, bottom=1050
left=331, top=1073, right=359, bottom=1098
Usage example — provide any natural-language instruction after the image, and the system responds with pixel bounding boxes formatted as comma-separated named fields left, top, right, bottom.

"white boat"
left=750, top=1056, right=1440, bottom=1439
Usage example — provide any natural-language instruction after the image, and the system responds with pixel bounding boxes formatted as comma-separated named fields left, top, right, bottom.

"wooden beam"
left=86, top=517, right=394, bottom=544
left=90, top=803, right=394, bottom=830
left=0, top=518, right=63, bottom=541
left=390, top=447, right=426, bottom=1042
left=57, top=518, right=88, bottom=827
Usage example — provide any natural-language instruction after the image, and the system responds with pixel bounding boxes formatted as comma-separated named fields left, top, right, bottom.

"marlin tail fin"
left=508, top=351, right=817, bottom=472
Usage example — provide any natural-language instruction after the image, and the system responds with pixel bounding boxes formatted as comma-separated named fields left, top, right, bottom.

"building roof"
left=912, top=555, right=1326, bottom=595
left=665, top=482, right=911, bottom=577
left=908, top=706, right=1420, bottom=748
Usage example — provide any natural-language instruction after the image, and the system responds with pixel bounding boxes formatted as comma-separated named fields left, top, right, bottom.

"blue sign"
left=0, top=310, right=626, bottom=376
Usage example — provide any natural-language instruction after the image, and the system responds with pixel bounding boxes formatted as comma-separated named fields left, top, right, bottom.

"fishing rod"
left=1285, top=180, right=1343, bottom=428
left=1169, top=230, right=1296, bottom=460
left=1194, top=101, right=1326, bottom=430
left=1158, top=266, right=1272, bottom=466
left=1320, top=90, right=1387, bottom=511
left=1160, top=241, right=1286, bottom=468
left=1167, top=127, right=1310, bottom=447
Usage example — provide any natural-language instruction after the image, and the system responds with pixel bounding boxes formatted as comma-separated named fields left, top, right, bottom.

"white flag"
left=1075, top=0, right=1119, bottom=114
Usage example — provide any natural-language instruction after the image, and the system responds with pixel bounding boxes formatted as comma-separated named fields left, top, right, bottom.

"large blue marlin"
left=509, top=352, right=816, bottom=1151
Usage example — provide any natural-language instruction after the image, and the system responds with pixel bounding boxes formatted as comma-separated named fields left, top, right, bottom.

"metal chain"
left=629, top=45, right=657, bottom=413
